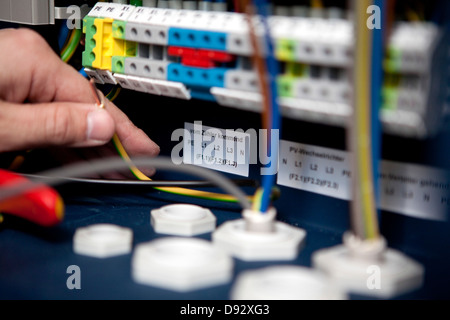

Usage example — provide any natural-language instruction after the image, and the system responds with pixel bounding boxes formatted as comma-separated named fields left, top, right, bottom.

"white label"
left=183, top=122, right=250, bottom=177
left=127, top=6, right=153, bottom=23
left=278, top=140, right=450, bottom=221
left=88, top=3, right=135, bottom=20
left=378, top=161, right=450, bottom=221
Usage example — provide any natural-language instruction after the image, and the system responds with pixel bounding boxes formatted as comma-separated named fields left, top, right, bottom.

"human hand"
left=0, top=28, right=160, bottom=174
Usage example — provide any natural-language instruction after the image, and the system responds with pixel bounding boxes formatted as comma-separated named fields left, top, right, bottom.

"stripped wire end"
left=89, top=79, right=105, bottom=109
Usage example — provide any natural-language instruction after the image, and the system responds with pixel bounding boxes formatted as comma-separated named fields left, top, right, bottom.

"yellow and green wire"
left=61, top=28, right=82, bottom=63
left=350, top=0, right=382, bottom=241
left=105, top=86, right=270, bottom=205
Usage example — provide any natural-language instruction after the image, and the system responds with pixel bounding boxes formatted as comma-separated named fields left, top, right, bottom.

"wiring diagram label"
left=183, top=122, right=250, bottom=177
left=278, top=140, right=450, bottom=221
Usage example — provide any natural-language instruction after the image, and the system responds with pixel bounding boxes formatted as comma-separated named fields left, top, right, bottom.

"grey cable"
left=0, top=156, right=252, bottom=210
left=19, top=174, right=258, bottom=188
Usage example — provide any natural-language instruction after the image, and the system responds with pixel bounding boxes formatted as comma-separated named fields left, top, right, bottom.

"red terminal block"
left=197, top=50, right=234, bottom=63
left=181, top=57, right=215, bottom=68
left=168, top=46, right=235, bottom=68
left=0, top=169, right=64, bottom=226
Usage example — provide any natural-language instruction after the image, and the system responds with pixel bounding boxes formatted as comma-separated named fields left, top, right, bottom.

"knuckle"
left=13, top=28, right=45, bottom=48
left=44, top=107, right=76, bottom=145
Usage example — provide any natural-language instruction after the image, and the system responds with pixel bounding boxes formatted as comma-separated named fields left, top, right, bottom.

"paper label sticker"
left=88, top=2, right=135, bottom=20
left=277, top=140, right=450, bottom=221
left=183, top=122, right=250, bottom=177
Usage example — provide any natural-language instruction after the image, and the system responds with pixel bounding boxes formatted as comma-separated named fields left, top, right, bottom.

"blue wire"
left=58, top=21, right=70, bottom=51
left=79, top=68, right=88, bottom=78
left=371, top=0, right=385, bottom=213
left=255, top=0, right=281, bottom=213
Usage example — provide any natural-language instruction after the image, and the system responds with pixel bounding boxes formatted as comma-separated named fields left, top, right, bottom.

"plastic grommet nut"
left=73, top=224, right=133, bottom=258
left=212, top=208, right=306, bottom=261
left=312, top=232, right=425, bottom=299
left=150, top=204, right=216, bottom=236
left=132, top=237, right=233, bottom=292
left=231, top=266, right=347, bottom=300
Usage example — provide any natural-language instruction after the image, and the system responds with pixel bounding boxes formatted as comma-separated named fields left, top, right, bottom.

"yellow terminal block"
left=91, top=18, right=136, bottom=71
left=92, top=17, right=113, bottom=70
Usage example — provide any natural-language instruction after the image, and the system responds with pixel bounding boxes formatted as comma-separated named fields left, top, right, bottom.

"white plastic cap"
left=212, top=209, right=306, bottom=261
left=242, top=207, right=276, bottom=233
left=343, top=232, right=387, bottom=262
left=132, top=237, right=233, bottom=292
left=312, top=232, right=424, bottom=298
left=231, top=265, right=347, bottom=300
left=150, top=204, right=216, bottom=236
left=73, top=224, right=133, bottom=258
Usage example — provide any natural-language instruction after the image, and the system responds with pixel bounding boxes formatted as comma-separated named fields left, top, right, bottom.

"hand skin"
left=0, top=28, right=160, bottom=173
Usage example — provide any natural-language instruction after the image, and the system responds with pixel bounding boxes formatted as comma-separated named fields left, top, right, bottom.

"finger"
left=0, top=101, right=115, bottom=153
left=0, top=28, right=160, bottom=159
left=101, top=93, right=161, bottom=158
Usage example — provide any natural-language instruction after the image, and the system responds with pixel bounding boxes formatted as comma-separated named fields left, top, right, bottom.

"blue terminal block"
left=167, top=64, right=227, bottom=88
left=168, top=27, right=227, bottom=51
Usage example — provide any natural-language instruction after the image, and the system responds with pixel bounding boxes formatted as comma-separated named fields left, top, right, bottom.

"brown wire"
left=239, top=0, right=272, bottom=133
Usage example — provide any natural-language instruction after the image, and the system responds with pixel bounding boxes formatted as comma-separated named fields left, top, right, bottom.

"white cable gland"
left=231, top=265, right=347, bottom=300
left=150, top=204, right=216, bottom=236
left=132, top=237, right=233, bottom=292
left=312, top=232, right=424, bottom=299
left=73, top=224, right=133, bottom=258
left=212, top=208, right=306, bottom=261
left=242, top=208, right=277, bottom=233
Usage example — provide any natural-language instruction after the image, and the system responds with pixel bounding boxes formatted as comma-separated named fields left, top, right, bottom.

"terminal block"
left=81, top=2, right=448, bottom=138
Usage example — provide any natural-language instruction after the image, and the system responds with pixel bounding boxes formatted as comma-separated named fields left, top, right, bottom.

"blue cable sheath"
left=254, top=0, right=281, bottom=213
left=79, top=68, right=88, bottom=78
left=58, top=21, right=70, bottom=51
left=371, top=0, right=385, bottom=212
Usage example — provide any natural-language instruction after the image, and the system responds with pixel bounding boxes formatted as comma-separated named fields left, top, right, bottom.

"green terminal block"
left=82, top=16, right=98, bottom=69
left=130, top=0, right=143, bottom=6
left=113, top=20, right=137, bottom=67
left=382, top=87, right=399, bottom=110
left=112, top=20, right=137, bottom=64
left=112, top=20, right=127, bottom=40
left=276, top=39, right=297, bottom=62
left=286, top=62, right=305, bottom=77
left=384, top=47, right=402, bottom=73
left=112, top=56, right=126, bottom=74
left=125, top=41, right=137, bottom=58
left=277, top=76, right=296, bottom=98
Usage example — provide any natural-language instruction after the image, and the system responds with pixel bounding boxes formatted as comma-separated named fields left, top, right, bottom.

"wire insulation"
left=349, top=0, right=380, bottom=240
left=92, top=80, right=259, bottom=205
left=19, top=174, right=257, bottom=188
left=111, top=133, right=254, bottom=203
left=61, top=28, right=82, bottom=63
left=249, top=0, right=281, bottom=213
left=0, top=156, right=252, bottom=210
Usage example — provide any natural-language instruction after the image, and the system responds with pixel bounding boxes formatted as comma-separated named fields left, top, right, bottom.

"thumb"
left=0, top=101, right=115, bottom=152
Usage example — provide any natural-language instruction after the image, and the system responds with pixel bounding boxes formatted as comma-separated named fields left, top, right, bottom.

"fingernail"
left=86, top=109, right=114, bottom=142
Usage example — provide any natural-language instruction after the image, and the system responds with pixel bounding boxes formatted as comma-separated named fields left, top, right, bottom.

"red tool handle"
left=0, top=169, right=64, bottom=226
